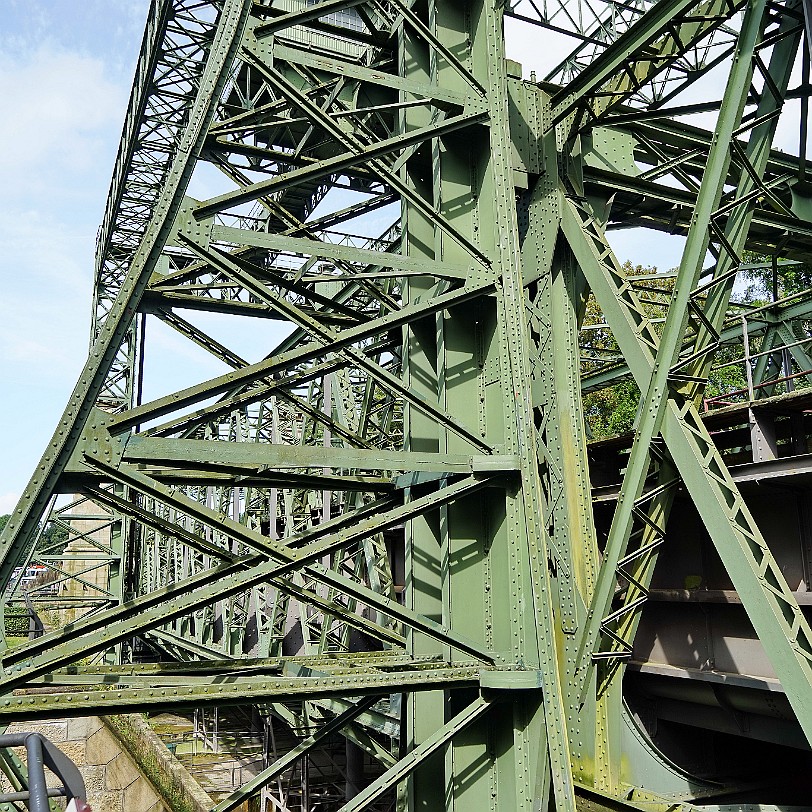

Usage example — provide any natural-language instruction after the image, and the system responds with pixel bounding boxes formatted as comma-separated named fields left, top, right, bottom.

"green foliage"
left=580, top=260, right=761, bottom=438
left=0, top=514, right=68, bottom=554
left=580, top=262, right=661, bottom=439
left=706, top=344, right=748, bottom=401
left=583, top=379, right=640, bottom=438
left=740, top=250, right=812, bottom=300
left=40, top=520, right=69, bottom=554
left=4, top=606, right=29, bottom=637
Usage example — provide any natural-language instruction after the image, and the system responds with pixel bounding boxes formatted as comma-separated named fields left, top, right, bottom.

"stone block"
left=124, top=778, right=161, bottom=812
left=7, top=720, right=68, bottom=742
left=106, top=752, right=139, bottom=791
left=67, top=716, right=103, bottom=741
left=85, top=727, right=118, bottom=766
left=56, top=739, right=86, bottom=765
left=80, top=765, right=107, bottom=797
left=86, top=790, right=122, bottom=812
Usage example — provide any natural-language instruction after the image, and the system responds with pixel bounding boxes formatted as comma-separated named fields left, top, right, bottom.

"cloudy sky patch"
left=0, top=2, right=149, bottom=511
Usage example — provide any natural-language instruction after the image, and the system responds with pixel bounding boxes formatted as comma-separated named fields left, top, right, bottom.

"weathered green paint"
left=2, top=0, right=812, bottom=808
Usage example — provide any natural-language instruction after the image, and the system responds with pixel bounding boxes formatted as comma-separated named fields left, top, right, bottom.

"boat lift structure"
left=3, top=0, right=812, bottom=807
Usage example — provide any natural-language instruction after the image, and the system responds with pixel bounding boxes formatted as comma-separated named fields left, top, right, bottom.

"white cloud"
left=0, top=45, right=125, bottom=195
left=0, top=210, right=92, bottom=379
left=0, top=492, right=20, bottom=515
left=505, top=15, right=581, bottom=79
left=0, top=43, right=126, bottom=321
left=0, top=41, right=130, bottom=504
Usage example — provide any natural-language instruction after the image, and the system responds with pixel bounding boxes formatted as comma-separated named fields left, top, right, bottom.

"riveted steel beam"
left=563, top=197, right=812, bottom=745
left=0, top=667, right=483, bottom=722
left=0, top=0, right=255, bottom=586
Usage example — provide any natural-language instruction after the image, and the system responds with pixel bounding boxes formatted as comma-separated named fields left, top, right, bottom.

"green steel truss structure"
left=3, top=0, right=812, bottom=808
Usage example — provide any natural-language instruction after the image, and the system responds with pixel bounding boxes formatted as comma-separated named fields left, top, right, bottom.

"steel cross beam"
left=4, top=0, right=812, bottom=808
left=0, top=667, right=484, bottom=721
left=212, top=694, right=381, bottom=812
left=551, top=0, right=747, bottom=134
left=337, top=696, right=493, bottom=811
left=563, top=198, right=812, bottom=743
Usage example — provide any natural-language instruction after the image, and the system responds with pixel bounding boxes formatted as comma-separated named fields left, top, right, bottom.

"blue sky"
left=0, top=1, right=389, bottom=513
left=0, top=1, right=388, bottom=513
left=0, top=1, right=151, bottom=512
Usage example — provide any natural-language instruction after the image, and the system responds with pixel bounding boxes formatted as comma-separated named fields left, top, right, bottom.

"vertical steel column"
left=402, top=0, right=575, bottom=808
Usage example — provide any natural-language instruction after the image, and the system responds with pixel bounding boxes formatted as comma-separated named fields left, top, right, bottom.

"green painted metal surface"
left=2, top=0, right=812, bottom=808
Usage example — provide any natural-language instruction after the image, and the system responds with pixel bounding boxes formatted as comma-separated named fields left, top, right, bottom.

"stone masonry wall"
left=2, top=716, right=166, bottom=811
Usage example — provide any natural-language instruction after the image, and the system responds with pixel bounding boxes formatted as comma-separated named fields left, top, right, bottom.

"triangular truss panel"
left=3, top=0, right=812, bottom=807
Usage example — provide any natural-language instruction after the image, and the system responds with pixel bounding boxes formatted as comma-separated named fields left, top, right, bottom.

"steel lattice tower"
left=3, top=0, right=812, bottom=808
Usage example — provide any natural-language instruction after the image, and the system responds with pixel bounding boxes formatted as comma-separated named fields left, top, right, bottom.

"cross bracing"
left=3, top=0, right=812, bottom=808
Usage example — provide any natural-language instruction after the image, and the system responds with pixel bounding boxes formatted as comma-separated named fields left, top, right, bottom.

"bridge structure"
left=2, top=0, right=812, bottom=808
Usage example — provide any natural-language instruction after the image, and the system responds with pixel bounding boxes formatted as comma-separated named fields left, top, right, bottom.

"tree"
left=41, top=522, right=69, bottom=554
left=580, top=262, right=750, bottom=438
left=740, top=251, right=812, bottom=301
left=583, top=378, right=640, bottom=438
left=580, top=262, right=658, bottom=438
left=0, top=514, right=68, bottom=555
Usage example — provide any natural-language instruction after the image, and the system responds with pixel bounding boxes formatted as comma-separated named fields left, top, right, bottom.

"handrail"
left=0, top=733, right=88, bottom=812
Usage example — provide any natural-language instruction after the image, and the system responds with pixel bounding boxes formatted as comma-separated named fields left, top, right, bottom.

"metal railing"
left=0, top=733, right=88, bottom=812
